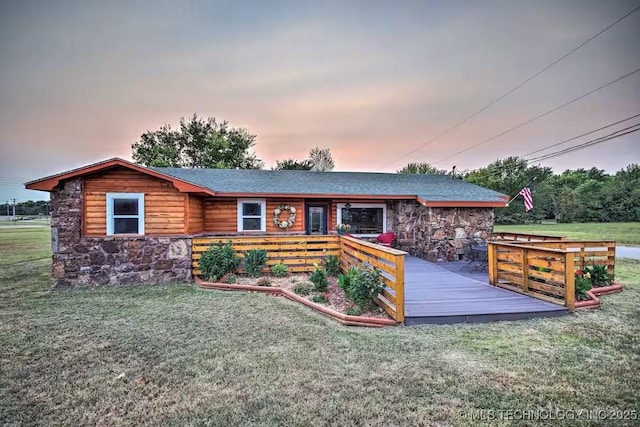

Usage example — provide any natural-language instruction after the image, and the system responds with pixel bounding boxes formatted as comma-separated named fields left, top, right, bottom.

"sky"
left=1, top=0, right=639, bottom=202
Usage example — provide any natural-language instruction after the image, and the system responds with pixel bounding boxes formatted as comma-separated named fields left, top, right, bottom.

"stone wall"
left=50, top=178, right=192, bottom=288
left=388, top=201, right=494, bottom=262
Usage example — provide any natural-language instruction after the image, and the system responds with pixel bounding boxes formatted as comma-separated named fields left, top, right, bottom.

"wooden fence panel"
left=489, top=242, right=575, bottom=309
left=501, top=240, right=616, bottom=281
left=339, top=236, right=406, bottom=322
left=192, top=235, right=340, bottom=275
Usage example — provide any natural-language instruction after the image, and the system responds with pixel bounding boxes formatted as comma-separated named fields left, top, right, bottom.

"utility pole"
left=12, top=198, right=16, bottom=220
left=5, top=200, right=9, bottom=217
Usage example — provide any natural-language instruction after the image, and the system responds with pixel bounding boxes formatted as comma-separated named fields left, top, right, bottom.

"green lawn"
left=1, top=228, right=639, bottom=426
left=495, top=222, right=640, bottom=246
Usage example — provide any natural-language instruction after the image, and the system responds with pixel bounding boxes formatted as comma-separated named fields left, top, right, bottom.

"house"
left=25, top=158, right=507, bottom=287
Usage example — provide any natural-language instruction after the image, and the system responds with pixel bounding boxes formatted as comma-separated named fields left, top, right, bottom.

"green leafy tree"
left=397, top=162, right=447, bottom=174
left=464, top=157, right=553, bottom=224
left=273, top=159, right=314, bottom=170
left=132, top=114, right=263, bottom=169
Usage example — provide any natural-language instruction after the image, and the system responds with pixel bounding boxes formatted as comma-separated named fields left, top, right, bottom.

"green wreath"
left=273, top=204, right=297, bottom=229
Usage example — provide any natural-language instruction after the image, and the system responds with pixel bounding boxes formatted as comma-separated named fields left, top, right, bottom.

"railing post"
left=521, top=247, right=529, bottom=293
left=395, top=254, right=405, bottom=323
left=488, top=243, right=498, bottom=285
left=565, top=252, right=575, bottom=311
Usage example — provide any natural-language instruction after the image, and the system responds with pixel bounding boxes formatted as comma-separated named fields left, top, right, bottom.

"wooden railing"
left=501, top=240, right=616, bottom=280
left=488, top=242, right=576, bottom=310
left=192, top=235, right=340, bottom=275
left=492, top=232, right=565, bottom=242
left=339, top=235, right=406, bottom=322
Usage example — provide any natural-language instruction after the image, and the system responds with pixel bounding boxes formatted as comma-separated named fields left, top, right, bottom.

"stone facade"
left=50, top=178, right=192, bottom=288
left=388, top=201, right=494, bottom=262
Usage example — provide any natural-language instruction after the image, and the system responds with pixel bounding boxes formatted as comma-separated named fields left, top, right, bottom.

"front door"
left=306, top=204, right=328, bottom=235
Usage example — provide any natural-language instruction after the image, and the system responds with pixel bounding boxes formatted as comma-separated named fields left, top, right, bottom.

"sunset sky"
left=1, top=0, right=639, bottom=202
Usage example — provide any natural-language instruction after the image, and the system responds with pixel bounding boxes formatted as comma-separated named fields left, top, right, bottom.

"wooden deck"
left=404, top=256, right=568, bottom=325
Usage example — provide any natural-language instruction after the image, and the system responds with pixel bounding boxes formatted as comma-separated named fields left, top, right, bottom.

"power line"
left=375, top=3, right=640, bottom=171
left=461, top=118, right=640, bottom=178
left=431, top=66, right=640, bottom=165
left=520, top=113, right=640, bottom=157
left=527, top=126, right=640, bottom=163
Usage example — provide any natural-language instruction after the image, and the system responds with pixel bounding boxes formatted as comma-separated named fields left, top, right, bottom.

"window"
left=237, top=199, right=266, bottom=232
left=106, top=193, right=145, bottom=235
left=337, top=203, right=386, bottom=236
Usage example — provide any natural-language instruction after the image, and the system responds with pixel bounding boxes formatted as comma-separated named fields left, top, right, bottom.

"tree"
left=273, top=159, right=314, bottom=170
left=464, top=157, right=553, bottom=224
left=397, top=162, right=447, bottom=174
left=132, top=115, right=264, bottom=169
left=308, top=147, right=335, bottom=171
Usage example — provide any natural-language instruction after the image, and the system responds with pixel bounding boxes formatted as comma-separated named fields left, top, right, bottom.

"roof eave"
left=24, top=158, right=217, bottom=196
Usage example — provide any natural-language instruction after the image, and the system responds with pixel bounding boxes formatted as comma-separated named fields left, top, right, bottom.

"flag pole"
left=505, top=176, right=537, bottom=207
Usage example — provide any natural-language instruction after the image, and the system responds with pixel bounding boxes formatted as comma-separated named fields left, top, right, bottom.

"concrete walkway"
left=617, top=246, right=640, bottom=260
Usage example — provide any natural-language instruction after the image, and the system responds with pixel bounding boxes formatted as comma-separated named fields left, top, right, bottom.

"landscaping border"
left=194, top=276, right=398, bottom=327
left=575, top=283, right=624, bottom=310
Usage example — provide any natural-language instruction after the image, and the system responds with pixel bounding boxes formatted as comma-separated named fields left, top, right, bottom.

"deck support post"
left=488, top=243, right=498, bottom=285
left=521, top=247, right=529, bottom=293
left=565, top=252, right=576, bottom=312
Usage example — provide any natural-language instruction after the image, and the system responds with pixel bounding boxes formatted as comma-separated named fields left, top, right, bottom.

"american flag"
left=518, top=187, right=534, bottom=212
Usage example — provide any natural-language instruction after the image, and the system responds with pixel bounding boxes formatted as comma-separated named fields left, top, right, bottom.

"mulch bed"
left=227, top=274, right=390, bottom=320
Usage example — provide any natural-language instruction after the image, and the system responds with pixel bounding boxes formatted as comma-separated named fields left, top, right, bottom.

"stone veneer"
left=387, top=201, right=494, bottom=262
left=50, top=178, right=191, bottom=288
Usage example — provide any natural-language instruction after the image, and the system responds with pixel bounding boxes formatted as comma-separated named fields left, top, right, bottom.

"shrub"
left=243, top=249, right=268, bottom=277
left=309, top=266, right=329, bottom=292
left=575, top=269, right=593, bottom=301
left=346, top=305, right=362, bottom=316
left=311, top=294, right=328, bottom=304
left=271, top=262, right=289, bottom=277
left=324, top=255, right=340, bottom=277
left=293, top=284, right=312, bottom=296
left=585, top=264, right=612, bottom=287
left=224, top=274, right=237, bottom=284
left=198, top=240, right=240, bottom=281
left=257, top=277, right=272, bottom=287
left=338, top=266, right=384, bottom=311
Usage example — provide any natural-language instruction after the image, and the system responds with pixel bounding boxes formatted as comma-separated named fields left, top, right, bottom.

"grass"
left=495, top=222, right=640, bottom=246
left=1, top=228, right=639, bottom=425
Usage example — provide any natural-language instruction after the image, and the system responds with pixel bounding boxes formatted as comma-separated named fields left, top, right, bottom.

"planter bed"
left=575, top=283, right=624, bottom=310
left=194, top=275, right=397, bottom=327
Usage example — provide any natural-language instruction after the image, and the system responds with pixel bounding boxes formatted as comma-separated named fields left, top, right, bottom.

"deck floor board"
left=403, top=256, right=568, bottom=324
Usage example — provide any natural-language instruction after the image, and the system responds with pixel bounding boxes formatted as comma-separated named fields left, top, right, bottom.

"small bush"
left=311, top=294, right=328, bottom=304
left=224, top=274, right=237, bottom=284
left=198, top=240, right=240, bottom=281
left=575, top=275, right=593, bottom=301
left=271, top=262, right=289, bottom=277
left=346, top=305, right=362, bottom=316
left=324, top=255, right=340, bottom=277
left=257, top=277, right=272, bottom=287
left=309, top=266, right=329, bottom=292
left=243, top=249, right=268, bottom=277
left=293, top=284, right=312, bottom=296
left=585, top=264, right=612, bottom=287
left=338, top=266, right=384, bottom=311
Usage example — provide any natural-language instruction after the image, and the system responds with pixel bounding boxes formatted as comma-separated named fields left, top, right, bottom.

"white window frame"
left=106, top=193, right=145, bottom=236
left=336, top=203, right=386, bottom=237
left=237, top=199, right=266, bottom=232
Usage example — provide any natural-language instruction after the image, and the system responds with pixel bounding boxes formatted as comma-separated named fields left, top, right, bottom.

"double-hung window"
left=337, top=203, right=386, bottom=237
left=106, top=193, right=145, bottom=235
left=237, top=199, right=266, bottom=232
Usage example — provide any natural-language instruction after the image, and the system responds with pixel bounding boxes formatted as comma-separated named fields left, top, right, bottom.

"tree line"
left=130, top=115, right=639, bottom=224
left=16, top=115, right=634, bottom=224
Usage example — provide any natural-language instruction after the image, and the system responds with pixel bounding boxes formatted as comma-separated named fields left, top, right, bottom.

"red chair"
left=375, top=232, right=396, bottom=247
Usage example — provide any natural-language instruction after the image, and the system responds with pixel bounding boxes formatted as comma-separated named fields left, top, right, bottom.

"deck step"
left=404, top=309, right=569, bottom=326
